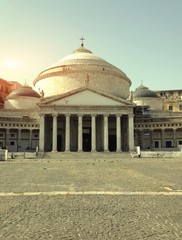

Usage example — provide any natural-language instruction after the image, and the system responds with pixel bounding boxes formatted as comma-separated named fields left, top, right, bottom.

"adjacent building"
left=133, top=84, right=182, bottom=150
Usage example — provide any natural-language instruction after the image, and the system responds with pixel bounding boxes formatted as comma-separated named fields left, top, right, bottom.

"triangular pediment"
left=40, top=87, right=132, bottom=107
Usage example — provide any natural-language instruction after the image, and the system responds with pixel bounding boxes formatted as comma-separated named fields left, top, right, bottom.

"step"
left=43, top=151, right=132, bottom=160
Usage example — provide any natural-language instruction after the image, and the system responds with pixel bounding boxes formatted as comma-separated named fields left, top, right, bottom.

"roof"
left=34, top=44, right=131, bottom=85
left=49, top=45, right=126, bottom=72
left=5, top=84, right=40, bottom=100
left=133, top=84, right=160, bottom=98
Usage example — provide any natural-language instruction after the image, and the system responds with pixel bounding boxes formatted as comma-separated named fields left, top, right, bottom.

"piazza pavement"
left=0, top=156, right=181, bottom=239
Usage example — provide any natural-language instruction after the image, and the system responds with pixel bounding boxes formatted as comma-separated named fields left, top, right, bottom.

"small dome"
left=6, top=84, right=40, bottom=100
left=133, top=84, right=159, bottom=98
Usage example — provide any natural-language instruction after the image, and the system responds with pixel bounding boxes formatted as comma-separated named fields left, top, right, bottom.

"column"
left=116, top=114, right=122, bottom=152
left=39, top=114, right=45, bottom=151
left=91, top=114, right=96, bottom=152
left=173, top=128, right=177, bottom=148
left=150, top=129, right=154, bottom=149
left=104, top=114, right=109, bottom=152
left=65, top=114, right=71, bottom=152
left=52, top=114, right=58, bottom=152
left=29, top=129, right=32, bottom=150
left=5, top=128, right=10, bottom=149
left=128, top=114, right=134, bottom=151
left=161, top=129, right=165, bottom=148
left=17, top=129, right=21, bottom=150
left=141, top=129, right=144, bottom=149
left=138, top=129, right=142, bottom=147
left=78, top=114, right=83, bottom=152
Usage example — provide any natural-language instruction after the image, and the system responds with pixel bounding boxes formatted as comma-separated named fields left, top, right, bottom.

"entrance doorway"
left=9, top=140, right=17, bottom=152
left=83, top=128, right=91, bottom=152
left=154, top=140, right=161, bottom=148
left=57, top=135, right=62, bottom=151
left=109, top=135, right=116, bottom=151
left=165, top=140, right=173, bottom=148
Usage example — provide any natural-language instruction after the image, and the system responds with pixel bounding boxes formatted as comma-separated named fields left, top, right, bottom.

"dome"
left=6, top=84, right=40, bottom=100
left=133, top=84, right=159, bottom=98
left=133, top=84, right=163, bottom=110
left=33, top=44, right=132, bottom=99
left=45, top=46, right=129, bottom=79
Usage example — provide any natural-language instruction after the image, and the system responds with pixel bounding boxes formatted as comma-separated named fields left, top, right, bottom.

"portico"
left=39, top=110, right=134, bottom=153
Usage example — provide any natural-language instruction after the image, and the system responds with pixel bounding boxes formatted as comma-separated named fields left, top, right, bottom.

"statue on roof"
left=38, top=88, right=44, bottom=99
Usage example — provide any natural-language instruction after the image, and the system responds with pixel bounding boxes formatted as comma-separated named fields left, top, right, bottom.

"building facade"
left=155, top=89, right=182, bottom=112
left=0, top=43, right=135, bottom=153
left=133, top=84, right=182, bottom=150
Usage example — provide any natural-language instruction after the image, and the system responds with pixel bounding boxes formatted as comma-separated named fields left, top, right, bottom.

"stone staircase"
left=43, top=151, right=132, bottom=160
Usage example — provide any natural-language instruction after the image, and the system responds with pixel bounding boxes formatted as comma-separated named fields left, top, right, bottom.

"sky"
left=0, top=0, right=182, bottom=91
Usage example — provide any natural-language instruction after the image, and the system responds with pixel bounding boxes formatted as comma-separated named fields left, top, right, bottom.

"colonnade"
left=39, top=113, right=134, bottom=152
left=135, top=128, right=181, bottom=149
left=0, top=128, right=38, bottom=151
left=158, top=128, right=178, bottom=148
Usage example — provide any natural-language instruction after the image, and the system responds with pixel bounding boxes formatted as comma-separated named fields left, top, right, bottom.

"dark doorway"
left=83, top=128, right=91, bottom=152
left=109, top=135, right=116, bottom=152
left=57, top=135, right=62, bottom=151
left=154, top=141, right=159, bottom=148
left=166, top=140, right=172, bottom=148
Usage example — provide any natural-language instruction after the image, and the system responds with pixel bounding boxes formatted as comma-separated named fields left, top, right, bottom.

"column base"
left=116, top=150, right=122, bottom=153
left=77, top=151, right=83, bottom=153
left=104, top=150, right=109, bottom=153
left=52, top=150, right=58, bottom=153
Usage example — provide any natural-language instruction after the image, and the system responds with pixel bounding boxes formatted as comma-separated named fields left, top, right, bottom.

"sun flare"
left=5, top=60, right=20, bottom=69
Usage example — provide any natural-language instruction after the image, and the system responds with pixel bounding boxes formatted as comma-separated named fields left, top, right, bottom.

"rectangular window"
left=34, top=134, right=39, bottom=138
left=169, top=105, right=173, bottom=111
left=0, top=140, right=4, bottom=148
left=144, top=130, right=150, bottom=136
left=0, top=133, right=4, bottom=138
left=179, top=105, right=182, bottom=111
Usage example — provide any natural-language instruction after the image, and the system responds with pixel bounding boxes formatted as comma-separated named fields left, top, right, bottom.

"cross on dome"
left=80, top=37, right=85, bottom=47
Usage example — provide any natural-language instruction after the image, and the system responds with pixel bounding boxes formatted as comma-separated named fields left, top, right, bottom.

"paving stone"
left=0, top=158, right=182, bottom=239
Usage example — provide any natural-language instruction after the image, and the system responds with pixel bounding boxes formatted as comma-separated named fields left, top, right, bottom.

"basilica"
left=0, top=42, right=135, bottom=154
left=0, top=42, right=182, bottom=156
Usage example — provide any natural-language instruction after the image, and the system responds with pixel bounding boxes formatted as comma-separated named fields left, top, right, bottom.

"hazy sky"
left=0, top=0, right=182, bottom=91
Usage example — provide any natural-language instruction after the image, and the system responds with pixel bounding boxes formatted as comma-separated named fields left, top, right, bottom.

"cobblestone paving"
left=0, top=158, right=181, bottom=239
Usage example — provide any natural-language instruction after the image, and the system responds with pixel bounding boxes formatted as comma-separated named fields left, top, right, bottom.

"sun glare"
left=5, top=60, right=20, bottom=69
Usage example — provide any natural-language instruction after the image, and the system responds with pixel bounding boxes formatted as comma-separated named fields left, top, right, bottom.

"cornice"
left=33, top=67, right=131, bottom=85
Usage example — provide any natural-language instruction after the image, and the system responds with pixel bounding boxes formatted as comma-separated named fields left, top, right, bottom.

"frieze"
left=39, top=106, right=132, bottom=115
left=134, top=122, right=182, bottom=129
left=0, top=110, right=40, bottom=119
left=0, top=122, right=39, bottom=129
left=0, top=117, right=39, bottom=123
left=34, top=67, right=129, bottom=84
